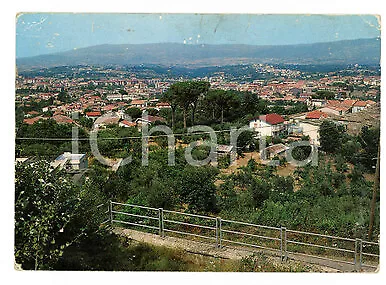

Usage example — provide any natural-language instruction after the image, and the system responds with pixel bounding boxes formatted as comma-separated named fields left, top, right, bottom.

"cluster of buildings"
left=16, top=65, right=380, bottom=167
left=248, top=96, right=379, bottom=162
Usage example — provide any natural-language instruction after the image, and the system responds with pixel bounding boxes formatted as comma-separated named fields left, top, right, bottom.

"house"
left=102, top=104, right=118, bottom=112
left=215, top=144, right=234, bottom=157
left=310, top=99, right=327, bottom=108
left=261, top=143, right=289, bottom=159
left=155, top=102, right=171, bottom=109
left=116, top=109, right=129, bottom=120
left=94, top=113, right=120, bottom=129
left=52, top=114, right=76, bottom=125
left=119, top=120, right=137, bottom=128
left=249, top=113, right=286, bottom=138
left=352, top=101, right=367, bottom=113
left=366, top=100, right=377, bottom=106
left=326, top=100, right=342, bottom=107
left=320, top=105, right=350, bottom=116
left=130, top=99, right=147, bottom=108
left=305, top=110, right=329, bottom=120
left=298, top=122, right=320, bottom=146
left=23, top=116, right=45, bottom=125
left=135, top=115, right=166, bottom=127
left=51, top=152, right=88, bottom=171
left=15, top=157, right=33, bottom=164
left=85, top=111, right=102, bottom=119
left=25, top=110, right=40, bottom=118
left=342, top=99, right=357, bottom=108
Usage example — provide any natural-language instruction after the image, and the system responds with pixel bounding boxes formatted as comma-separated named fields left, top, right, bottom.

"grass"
left=119, top=238, right=313, bottom=272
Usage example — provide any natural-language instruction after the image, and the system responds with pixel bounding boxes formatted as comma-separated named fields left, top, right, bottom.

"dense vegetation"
left=15, top=80, right=380, bottom=271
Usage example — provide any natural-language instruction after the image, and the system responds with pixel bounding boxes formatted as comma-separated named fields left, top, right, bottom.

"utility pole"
left=368, top=144, right=380, bottom=239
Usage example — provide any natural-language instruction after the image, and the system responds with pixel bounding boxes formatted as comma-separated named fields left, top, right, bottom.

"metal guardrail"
left=105, top=200, right=379, bottom=271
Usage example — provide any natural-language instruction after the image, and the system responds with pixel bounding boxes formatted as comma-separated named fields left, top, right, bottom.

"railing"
left=104, top=201, right=379, bottom=271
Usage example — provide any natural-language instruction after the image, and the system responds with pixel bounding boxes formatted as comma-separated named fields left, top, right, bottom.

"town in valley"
left=14, top=14, right=381, bottom=273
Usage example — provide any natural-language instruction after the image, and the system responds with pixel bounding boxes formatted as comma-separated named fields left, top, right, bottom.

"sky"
left=16, top=13, right=381, bottom=58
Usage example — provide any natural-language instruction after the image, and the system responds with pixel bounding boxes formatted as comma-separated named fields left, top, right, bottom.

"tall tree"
left=203, top=90, right=218, bottom=120
left=170, top=81, right=210, bottom=128
left=215, top=90, right=238, bottom=123
left=189, top=81, right=210, bottom=125
left=161, top=89, right=178, bottom=130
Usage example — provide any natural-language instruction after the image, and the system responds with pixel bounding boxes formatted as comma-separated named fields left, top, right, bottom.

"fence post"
left=281, top=227, right=287, bottom=261
left=109, top=200, right=113, bottom=225
left=158, top=208, right=164, bottom=237
left=280, top=227, right=283, bottom=261
left=354, top=239, right=357, bottom=269
left=283, top=227, right=287, bottom=261
left=359, top=239, right=363, bottom=272
left=216, top=217, right=222, bottom=248
left=354, top=238, right=363, bottom=272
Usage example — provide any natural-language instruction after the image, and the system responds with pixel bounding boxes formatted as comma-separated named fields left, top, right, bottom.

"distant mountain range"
left=16, top=38, right=380, bottom=70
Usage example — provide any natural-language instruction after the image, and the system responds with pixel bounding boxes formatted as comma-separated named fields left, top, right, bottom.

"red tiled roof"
left=306, top=110, right=329, bottom=120
left=156, top=102, right=171, bottom=107
left=27, top=111, right=39, bottom=115
left=120, top=120, right=136, bottom=127
left=323, top=105, right=351, bottom=112
left=146, top=115, right=166, bottom=123
left=353, top=101, right=367, bottom=107
left=342, top=99, right=357, bottom=107
left=52, top=115, right=74, bottom=124
left=102, top=105, right=118, bottom=111
left=259, top=113, right=284, bottom=125
left=23, top=116, right=45, bottom=125
left=138, top=115, right=166, bottom=123
left=326, top=100, right=341, bottom=106
left=131, top=100, right=146, bottom=105
left=366, top=100, right=377, bottom=105
left=86, top=111, right=102, bottom=117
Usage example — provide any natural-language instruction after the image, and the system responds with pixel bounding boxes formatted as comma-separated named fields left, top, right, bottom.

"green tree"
left=57, top=91, right=70, bottom=103
left=313, top=90, right=335, bottom=100
left=146, top=108, right=159, bottom=116
left=161, top=89, right=179, bottom=130
left=15, top=161, right=105, bottom=270
left=248, top=178, right=270, bottom=207
left=319, top=120, right=345, bottom=153
left=178, top=165, right=219, bottom=212
left=170, top=81, right=210, bottom=128
left=358, top=126, right=380, bottom=172
left=207, top=90, right=239, bottom=123
left=125, top=107, right=142, bottom=119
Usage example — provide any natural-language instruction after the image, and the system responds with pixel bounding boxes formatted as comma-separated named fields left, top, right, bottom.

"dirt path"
left=219, top=151, right=296, bottom=178
left=112, top=227, right=373, bottom=272
left=221, top=151, right=262, bottom=175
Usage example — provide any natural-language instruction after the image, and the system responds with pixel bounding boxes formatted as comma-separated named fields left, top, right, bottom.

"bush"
left=218, top=154, right=231, bottom=169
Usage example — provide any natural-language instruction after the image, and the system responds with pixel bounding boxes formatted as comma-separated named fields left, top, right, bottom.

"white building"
left=249, top=113, right=287, bottom=138
left=51, top=152, right=88, bottom=171
left=352, top=101, right=367, bottom=113
left=298, top=122, right=320, bottom=146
